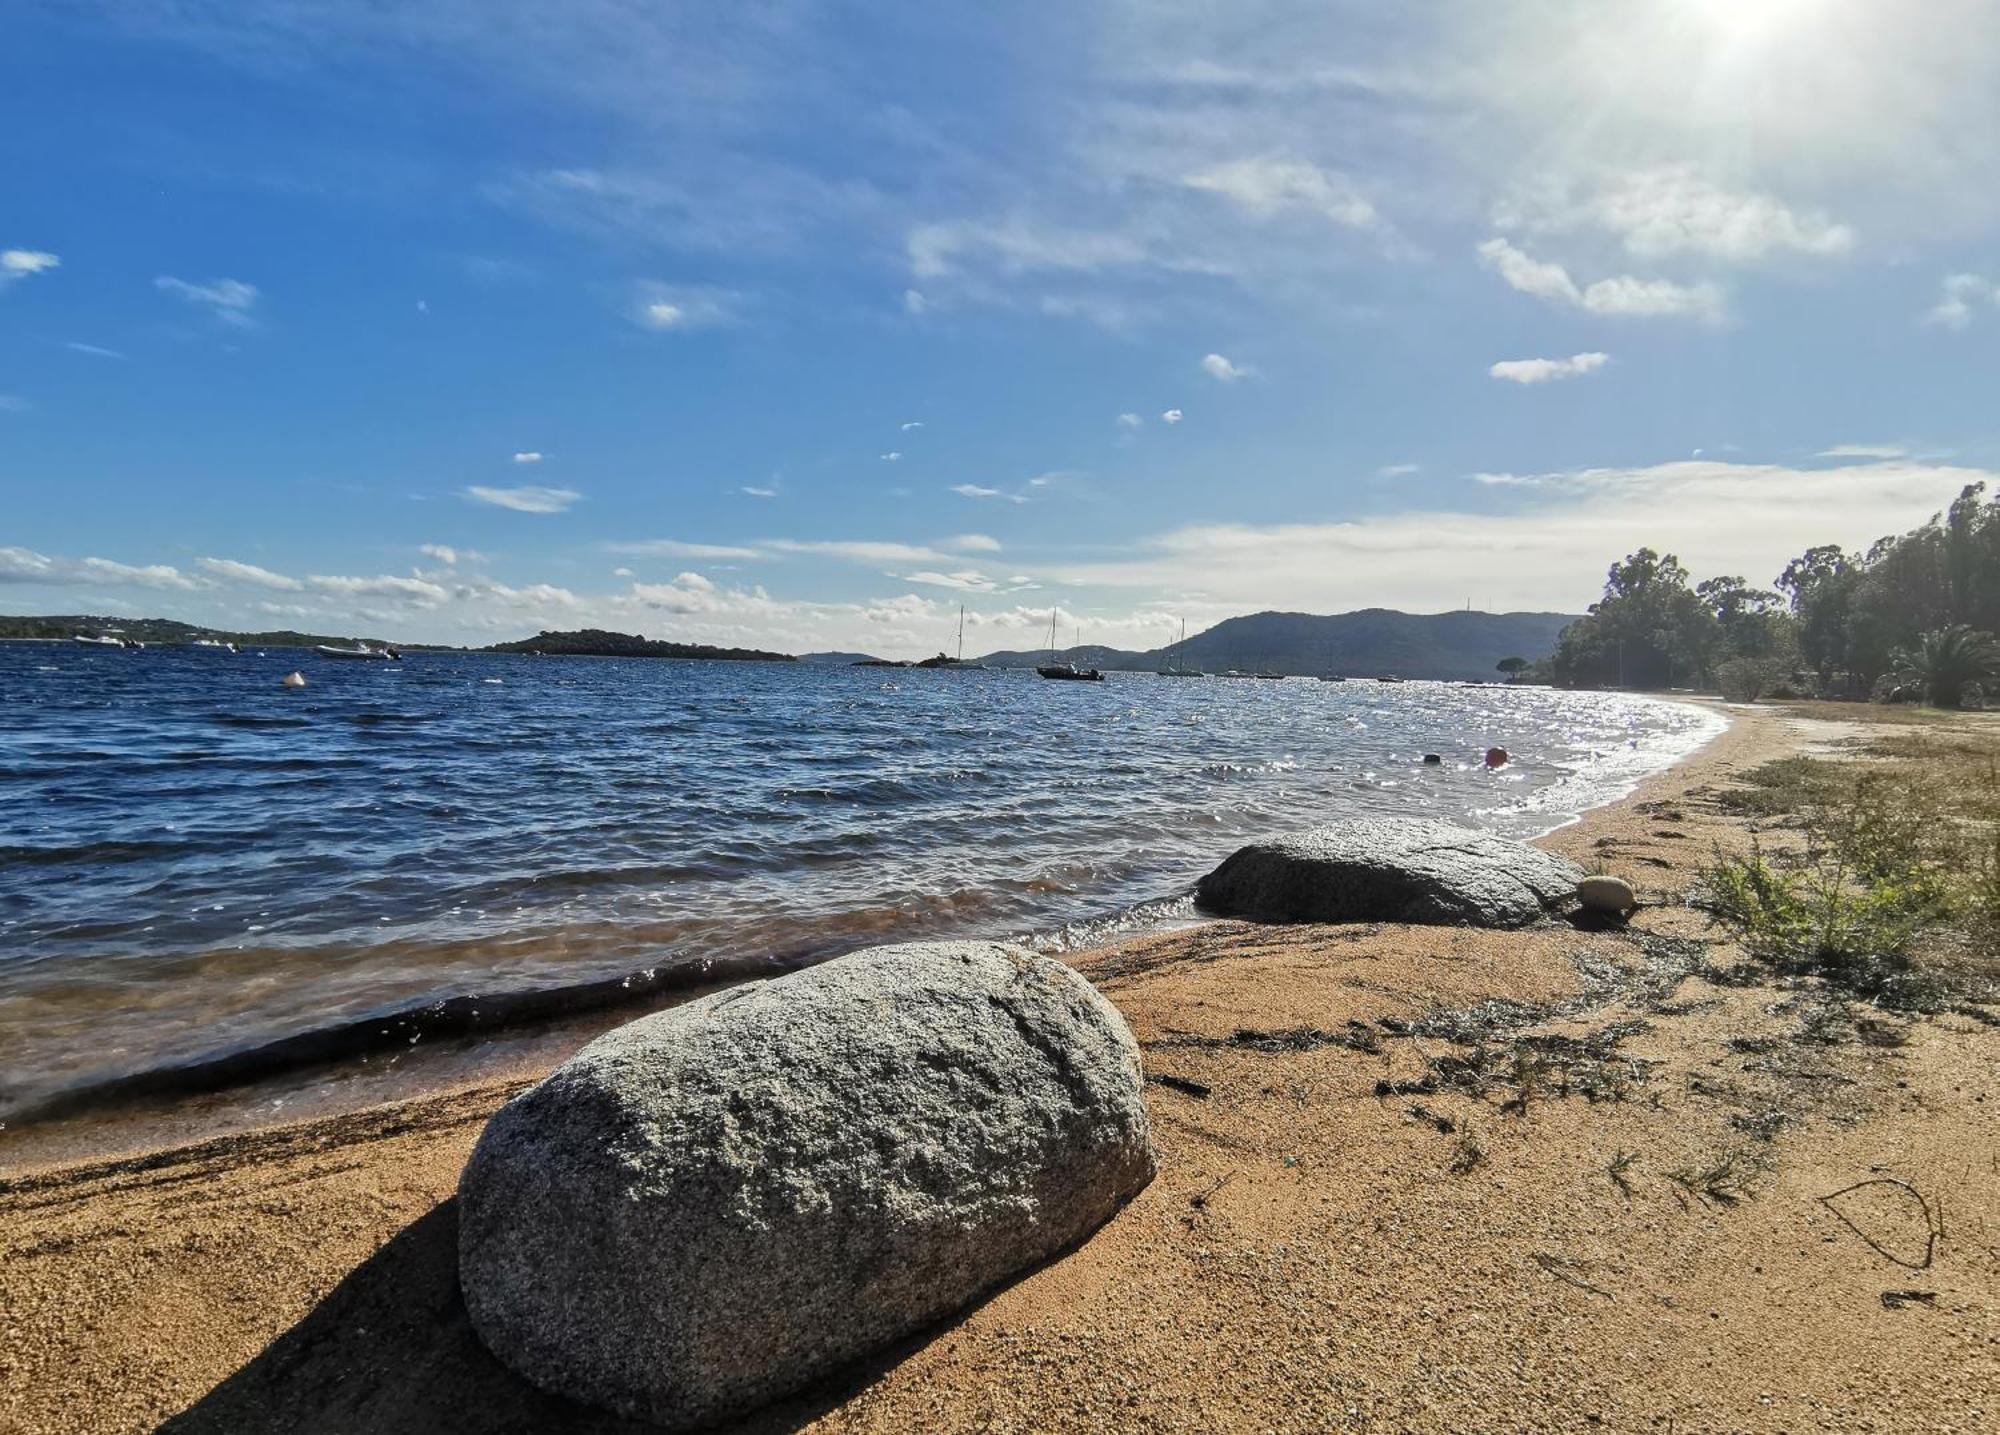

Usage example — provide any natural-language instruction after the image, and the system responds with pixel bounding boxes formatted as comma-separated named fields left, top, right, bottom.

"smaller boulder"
left=1195, top=817, right=1583, bottom=929
left=1577, top=874, right=1638, bottom=916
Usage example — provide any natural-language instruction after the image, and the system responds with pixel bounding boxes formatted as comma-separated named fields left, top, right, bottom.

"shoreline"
left=0, top=693, right=1730, bottom=1175
left=14, top=699, right=1994, bottom=1431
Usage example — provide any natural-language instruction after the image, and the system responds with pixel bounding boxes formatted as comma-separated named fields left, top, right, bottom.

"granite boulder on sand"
left=456, top=940, right=1155, bottom=1430
left=1195, top=816, right=1584, bottom=928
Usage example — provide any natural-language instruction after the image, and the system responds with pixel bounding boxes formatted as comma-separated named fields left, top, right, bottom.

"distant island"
left=483, top=628, right=794, bottom=662
left=972, top=609, right=1579, bottom=682
left=2, top=609, right=1573, bottom=678
left=0, top=614, right=426, bottom=650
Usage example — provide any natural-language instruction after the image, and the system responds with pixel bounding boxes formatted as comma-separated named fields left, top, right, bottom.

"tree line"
left=1545, top=482, right=2000, bottom=707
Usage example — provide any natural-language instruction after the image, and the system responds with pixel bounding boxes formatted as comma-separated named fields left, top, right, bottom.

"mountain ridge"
left=975, top=608, right=1577, bottom=680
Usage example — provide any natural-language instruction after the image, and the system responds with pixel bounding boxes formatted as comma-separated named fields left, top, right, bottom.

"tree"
left=1496, top=656, right=1530, bottom=681
left=1551, top=548, right=1719, bottom=689
left=1890, top=625, right=2000, bottom=709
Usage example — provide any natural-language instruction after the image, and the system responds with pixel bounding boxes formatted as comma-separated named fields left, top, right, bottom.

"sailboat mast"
left=956, top=604, right=964, bottom=664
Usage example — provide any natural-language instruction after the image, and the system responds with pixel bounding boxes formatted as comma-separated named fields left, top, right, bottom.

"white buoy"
left=282, top=671, right=307, bottom=689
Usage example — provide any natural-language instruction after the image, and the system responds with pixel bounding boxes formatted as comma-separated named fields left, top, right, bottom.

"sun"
left=1675, top=0, right=1833, bottom=53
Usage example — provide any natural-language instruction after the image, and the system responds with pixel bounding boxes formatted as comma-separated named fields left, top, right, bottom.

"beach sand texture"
left=3, top=704, right=1997, bottom=1434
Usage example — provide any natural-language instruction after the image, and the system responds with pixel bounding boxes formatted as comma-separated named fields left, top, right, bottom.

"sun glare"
left=1679, top=0, right=1830, bottom=52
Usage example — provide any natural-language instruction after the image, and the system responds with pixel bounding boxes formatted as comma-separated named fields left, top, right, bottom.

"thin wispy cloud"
left=1925, top=273, right=2000, bottom=330
left=512, top=451, right=543, bottom=464
left=1116, top=412, right=1143, bottom=429
left=1500, top=166, right=1854, bottom=263
left=740, top=485, right=778, bottom=499
left=1201, top=353, right=1252, bottom=383
left=1476, top=239, right=1724, bottom=322
left=155, top=275, right=261, bottom=326
left=198, top=556, right=303, bottom=590
left=1489, top=352, right=1610, bottom=385
left=63, top=341, right=124, bottom=359
left=632, top=283, right=743, bottom=331
left=462, top=484, right=582, bottom=514
left=605, top=539, right=766, bottom=560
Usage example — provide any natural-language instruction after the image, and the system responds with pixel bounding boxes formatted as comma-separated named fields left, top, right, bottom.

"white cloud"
left=902, top=288, right=928, bottom=315
left=154, top=275, right=260, bottom=326
left=1049, top=458, right=1996, bottom=614
left=0, top=546, right=199, bottom=590
left=909, top=220, right=1149, bottom=281
left=512, top=451, right=543, bottom=464
left=1, top=249, right=59, bottom=286
left=950, top=483, right=1025, bottom=502
left=762, top=538, right=950, bottom=565
left=1925, top=273, right=2000, bottom=329
left=1818, top=444, right=1909, bottom=460
left=1201, top=353, right=1252, bottom=382
left=633, top=283, right=742, bottom=331
left=306, top=573, right=450, bottom=606
left=1161, top=409, right=1184, bottom=424
left=419, top=544, right=460, bottom=565
left=1476, top=239, right=1724, bottom=321
left=462, top=484, right=582, bottom=514
left=1376, top=462, right=1422, bottom=479
left=880, top=451, right=901, bottom=462
left=64, top=341, right=124, bottom=359
left=605, top=539, right=766, bottom=560
left=612, top=566, right=634, bottom=578
left=198, top=556, right=303, bottom=590
left=1506, top=166, right=1854, bottom=263
left=1183, top=158, right=1378, bottom=230
left=900, top=420, right=924, bottom=431
left=901, top=569, right=999, bottom=592
left=1489, top=352, right=1610, bottom=385
left=941, top=533, right=1002, bottom=553
left=1116, top=412, right=1143, bottom=429
left=740, top=485, right=778, bottom=499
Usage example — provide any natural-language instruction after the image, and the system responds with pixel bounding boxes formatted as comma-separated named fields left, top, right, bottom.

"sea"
left=0, top=643, right=1724, bottom=1132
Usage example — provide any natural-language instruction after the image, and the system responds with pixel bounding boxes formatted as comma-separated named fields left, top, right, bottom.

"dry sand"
left=4, top=703, right=1996, bottom=1434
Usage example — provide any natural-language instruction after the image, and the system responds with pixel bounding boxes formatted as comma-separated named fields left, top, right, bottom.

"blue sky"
left=4, top=0, right=1999, bottom=655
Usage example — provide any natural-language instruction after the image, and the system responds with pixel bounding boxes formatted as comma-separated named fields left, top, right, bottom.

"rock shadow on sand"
left=159, top=1199, right=937, bottom=1435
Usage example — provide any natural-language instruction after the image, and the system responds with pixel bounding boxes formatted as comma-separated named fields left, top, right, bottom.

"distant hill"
left=484, top=628, right=794, bottom=662
left=0, top=614, right=422, bottom=649
left=797, top=650, right=885, bottom=665
left=977, top=609, right=1578, bottom=681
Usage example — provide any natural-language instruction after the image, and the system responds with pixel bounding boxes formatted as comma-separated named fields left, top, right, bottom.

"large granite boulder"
left=457, top=941, right=1155, bottom=1429
left=1194, top=817, right=1583, bottom=928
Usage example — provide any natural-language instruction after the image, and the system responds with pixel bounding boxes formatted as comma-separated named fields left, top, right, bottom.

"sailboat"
left=1156, top=618, right=1204, bottom=677
left=1036, top=609, right=1103, bottom=681
left=917, top=605, right=985, bottom=669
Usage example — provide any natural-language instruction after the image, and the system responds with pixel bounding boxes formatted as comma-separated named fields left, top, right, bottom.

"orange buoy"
left=1484, top=746, right=1509, bottom=768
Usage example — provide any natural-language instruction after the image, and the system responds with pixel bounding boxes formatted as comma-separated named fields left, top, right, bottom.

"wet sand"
left=5, top=702, right=1997, bottom=1434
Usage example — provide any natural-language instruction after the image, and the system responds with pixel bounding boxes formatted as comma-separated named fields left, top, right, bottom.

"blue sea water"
left=0, top=644, right=1723, bottom=1123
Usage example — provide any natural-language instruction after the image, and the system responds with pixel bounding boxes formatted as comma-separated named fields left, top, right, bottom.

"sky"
left=4, top=0, right=1999, bottom=657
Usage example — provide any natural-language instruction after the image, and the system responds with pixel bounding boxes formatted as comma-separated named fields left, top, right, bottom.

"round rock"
left=1577, top=874, right=1639, bottom=916
left=1194, top=816, right=1583, bottom=929
left=457, top=940, right=1155, bottom=1429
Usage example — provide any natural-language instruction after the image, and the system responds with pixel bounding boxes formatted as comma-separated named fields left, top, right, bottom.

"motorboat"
left=315, top=643, right=401, bottom=660
left=72, top=633, right=130, bottom=648
left=189, top=638, right=238, bottom=652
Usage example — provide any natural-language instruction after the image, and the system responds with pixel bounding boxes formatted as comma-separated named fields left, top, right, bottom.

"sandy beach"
left=5, top=701, right=1997, bottom=1434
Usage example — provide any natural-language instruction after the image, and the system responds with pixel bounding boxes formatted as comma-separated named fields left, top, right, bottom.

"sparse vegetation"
left=1607, top=1148, right=1639, bottom=1197
left=1667, top=1149, right=1765, bottom=1207
left=1699, top=732, right=2000, bottom=1011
